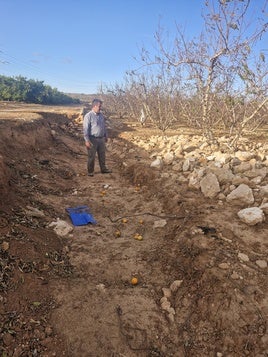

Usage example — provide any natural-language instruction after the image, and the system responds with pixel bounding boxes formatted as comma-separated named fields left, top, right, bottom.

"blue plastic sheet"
left=66, top=205, right=97, bottom=226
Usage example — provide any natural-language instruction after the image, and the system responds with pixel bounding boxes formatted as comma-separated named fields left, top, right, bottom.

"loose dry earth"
left=0, top=102, right=267, bottom=357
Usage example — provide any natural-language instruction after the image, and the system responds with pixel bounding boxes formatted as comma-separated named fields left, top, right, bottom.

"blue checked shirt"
left=83, top=110, right=107, bottom=142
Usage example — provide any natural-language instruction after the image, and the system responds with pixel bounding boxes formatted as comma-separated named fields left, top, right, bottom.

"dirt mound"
left=123, top=162, right=156, bottom=186
left=0, top=104, right=267, bottom=356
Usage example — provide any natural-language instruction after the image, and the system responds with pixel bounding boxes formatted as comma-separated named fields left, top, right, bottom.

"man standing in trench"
left=83, top=99, right=112, bottom=177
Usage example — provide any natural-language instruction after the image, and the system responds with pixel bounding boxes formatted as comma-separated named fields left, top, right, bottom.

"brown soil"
left=0, top=102, right=267, bottom=357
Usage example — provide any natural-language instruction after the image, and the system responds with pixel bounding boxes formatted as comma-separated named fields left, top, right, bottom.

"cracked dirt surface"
left=0, top=102, right=267, bottom=356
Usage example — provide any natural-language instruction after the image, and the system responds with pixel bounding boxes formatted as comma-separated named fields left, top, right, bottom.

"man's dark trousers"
left=87, top=137, right=106, bottom=174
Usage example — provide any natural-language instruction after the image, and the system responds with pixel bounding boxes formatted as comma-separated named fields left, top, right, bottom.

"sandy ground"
left=0, top=102, right=267, bottom=357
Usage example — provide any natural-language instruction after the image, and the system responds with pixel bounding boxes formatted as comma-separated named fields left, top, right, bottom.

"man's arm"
left=83, top=112, right=92, bottom=148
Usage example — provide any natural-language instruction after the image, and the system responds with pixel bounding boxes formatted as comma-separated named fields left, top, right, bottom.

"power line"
left=0, top=49, right=103, bottom=92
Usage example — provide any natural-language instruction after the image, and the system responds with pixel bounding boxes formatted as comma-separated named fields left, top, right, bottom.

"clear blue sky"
left=0, top=0, right=266, bottom=94
left=0, top=0, right=205, bottom=93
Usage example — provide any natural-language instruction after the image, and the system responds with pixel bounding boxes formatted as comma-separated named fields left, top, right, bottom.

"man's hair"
left=92, top=98, right=103, bottom=107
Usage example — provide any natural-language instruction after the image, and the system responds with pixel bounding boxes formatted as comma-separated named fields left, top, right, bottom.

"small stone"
left=255, top=260, right=267, bottom=269
left=62, top=245, right=69, bottom=254
left=218, top=262, right=229, bottom=270
left=170, top=280, right=183, bottom=293
left=167, top=312, right=175, bottom=323
left=49, top=219, right=74, bottom=237
left=218, top=193, right=226, bottom=200
left=162, top=287, right=172, bottom=298
left=150, top=157, right=163, bottom=169
left=96, top=283, right=106, bottom=292
left=161, top=300, right=171, bottom=311
left=231, top=271, right=240, bottom=280
left=45, top=326, right=53, bottom=336
left=238, top=253, right=250, bottom=262
left=1, top=241, right=9, bottom=251
left=160, top=296, right=168, bottom=304
left=167, top=307, right=175, bottom=315
left=34, top=329, right=42, bottom=339
left=153, top=219, right=167, bottom=228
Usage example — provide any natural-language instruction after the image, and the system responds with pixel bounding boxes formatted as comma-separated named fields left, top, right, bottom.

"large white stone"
left=235, top=151, right=255, bottom=161
left=226, top=184, right=254, bottom=206
left=49, top=219, right=74, bottom=236
left=200, top=172, right=221, bottom=198
left=213, top=151, right=231, bottom=164
left=237, top=207, right=265, bottom=225
left=150, top=157, right=163, bottom=169
left=163, top=152, right=174, bottom=165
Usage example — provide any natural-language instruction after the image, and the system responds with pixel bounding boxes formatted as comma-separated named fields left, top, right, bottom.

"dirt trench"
left=0, top=107, right=267, bottom=357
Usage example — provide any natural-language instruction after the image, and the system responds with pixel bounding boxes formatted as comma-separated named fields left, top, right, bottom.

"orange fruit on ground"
left=131, top=277, right=138, bottom=285
left=134, top=233, right=143, bottom=241
left=114, top=230, right=121, bottom=238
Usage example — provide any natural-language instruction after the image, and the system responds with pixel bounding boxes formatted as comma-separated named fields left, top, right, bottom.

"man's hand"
left=85, top=141, right=92, bottom=148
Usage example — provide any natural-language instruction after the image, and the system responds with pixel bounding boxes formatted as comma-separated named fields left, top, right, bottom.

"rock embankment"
left=114, top=133, right=268, bottom=226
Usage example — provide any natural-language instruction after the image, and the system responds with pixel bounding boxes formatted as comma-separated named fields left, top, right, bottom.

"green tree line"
left=0, top=75, right=80, bottom=105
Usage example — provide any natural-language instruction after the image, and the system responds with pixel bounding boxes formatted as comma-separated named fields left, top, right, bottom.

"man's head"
left=92, top=98, right=103, bottom=113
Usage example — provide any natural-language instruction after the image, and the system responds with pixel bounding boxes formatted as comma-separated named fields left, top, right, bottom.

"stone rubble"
left=160, top=280, right=183, bottom=323
left=117, top=133, right=268, bottom=227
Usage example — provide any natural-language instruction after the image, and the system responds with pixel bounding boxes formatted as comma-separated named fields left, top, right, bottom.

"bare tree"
left=99, top=82, right=130, bottom=119
left=126, top=64, right=181, bottom=133
left=136, top=0, right=268, bottom=144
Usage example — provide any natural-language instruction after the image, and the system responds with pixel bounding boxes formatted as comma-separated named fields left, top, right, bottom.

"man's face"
left=93, top=103, right=102, bottom=113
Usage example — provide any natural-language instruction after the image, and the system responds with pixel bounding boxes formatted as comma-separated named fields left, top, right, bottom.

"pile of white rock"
left=125, top=134, right=268, bottom=226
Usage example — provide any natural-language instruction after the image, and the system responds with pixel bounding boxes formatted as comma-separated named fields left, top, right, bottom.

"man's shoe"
left=101, top=169, right=112, bottom=174
left=88, top=173, right=94, bottom=177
